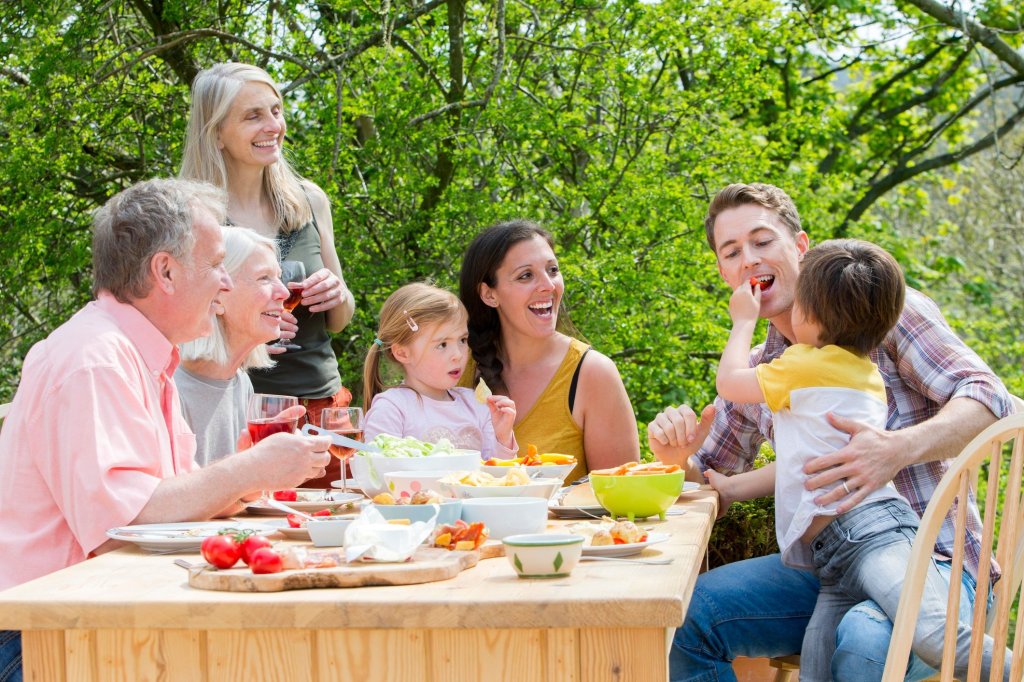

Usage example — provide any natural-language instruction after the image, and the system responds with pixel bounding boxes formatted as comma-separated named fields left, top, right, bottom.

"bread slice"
left=560, top=482, right=601, bottom=508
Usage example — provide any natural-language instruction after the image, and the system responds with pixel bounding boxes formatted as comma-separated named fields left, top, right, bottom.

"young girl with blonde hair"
left=363, top=283, right=518, bottom=458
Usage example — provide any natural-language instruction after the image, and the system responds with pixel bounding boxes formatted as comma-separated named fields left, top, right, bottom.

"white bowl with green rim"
left=501, top=533, right=584, bottom=578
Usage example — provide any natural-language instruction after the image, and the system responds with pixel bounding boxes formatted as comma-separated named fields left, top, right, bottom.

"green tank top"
left=248, top=220, right=341, bottom=399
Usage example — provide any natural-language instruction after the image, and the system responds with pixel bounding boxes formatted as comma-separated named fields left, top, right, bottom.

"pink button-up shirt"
left=0, top=293, right=197, bottom=590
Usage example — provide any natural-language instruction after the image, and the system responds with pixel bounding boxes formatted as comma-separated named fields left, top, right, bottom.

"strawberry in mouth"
left=749, top=275, right=774, bottom=291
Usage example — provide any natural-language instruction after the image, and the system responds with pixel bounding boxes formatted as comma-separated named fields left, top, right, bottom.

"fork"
left=580, top=555, right=673, bottom=565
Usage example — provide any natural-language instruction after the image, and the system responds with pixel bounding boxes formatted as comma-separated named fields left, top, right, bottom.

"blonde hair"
left=179, top=62, right=312, bottom=234
left=180, top=228, right=278, bottom=370
left=363, top=282, right=469, bottom=411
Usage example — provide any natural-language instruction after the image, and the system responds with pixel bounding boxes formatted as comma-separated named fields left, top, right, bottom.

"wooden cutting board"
left=188, top=543, right=504, bottom=593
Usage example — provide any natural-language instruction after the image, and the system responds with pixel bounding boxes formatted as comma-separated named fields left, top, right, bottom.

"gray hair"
left=179, top=62, right=311, bottom=233
left=179, top=228, right=278, bottom=371
left=92, top=178, right=227, bottom=302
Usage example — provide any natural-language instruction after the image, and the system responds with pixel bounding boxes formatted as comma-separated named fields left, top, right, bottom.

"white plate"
left=547, top=501, right=610, bottom=519
left=262, top=518, right=311, bottom=541
left=679, top=481, right=701, bottom=495
left=106, top=521, right=275, bottom=553
left=246, top=491, right=364, bottom=515
left=548, top=481, right=699, bottom=519
left=581, top=531, right=670, bottom=558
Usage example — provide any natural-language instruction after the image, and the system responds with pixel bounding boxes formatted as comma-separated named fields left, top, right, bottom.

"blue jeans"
left=0, top=631, right=21, bottom=682
left=804, top=500, right=1010, bottom=682
left=669, top=541, right=985, bottom=681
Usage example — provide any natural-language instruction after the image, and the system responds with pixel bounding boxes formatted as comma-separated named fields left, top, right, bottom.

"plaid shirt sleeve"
left=694, top=395, right=769, bottom=474
left=879, top=289, right=1013, bottom=428
left=694, top=336, right=783, bottom=474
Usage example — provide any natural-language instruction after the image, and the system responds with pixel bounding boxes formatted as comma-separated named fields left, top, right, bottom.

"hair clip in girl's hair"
left=402, top=310, right=419, bottom=332
left=373, top=337, right=384, bottom=348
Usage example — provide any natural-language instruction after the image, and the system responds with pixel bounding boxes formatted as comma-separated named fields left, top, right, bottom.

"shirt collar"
left=762, top=322, right=793, bottom=362
left=95, top=291, right=180, bottom=377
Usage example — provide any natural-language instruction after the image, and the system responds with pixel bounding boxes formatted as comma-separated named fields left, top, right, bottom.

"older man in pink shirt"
left=0, top=179, right=331, bottom=679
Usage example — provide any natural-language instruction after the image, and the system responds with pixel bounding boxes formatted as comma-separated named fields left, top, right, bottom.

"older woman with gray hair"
left=177, top=227, right=289, bottom=466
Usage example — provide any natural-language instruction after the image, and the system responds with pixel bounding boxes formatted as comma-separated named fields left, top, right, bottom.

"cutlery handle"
left=301, top=424, right=378, bottom=452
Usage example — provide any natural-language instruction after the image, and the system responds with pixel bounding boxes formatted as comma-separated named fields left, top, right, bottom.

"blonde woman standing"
left=181, top=62, right=354, bottom=485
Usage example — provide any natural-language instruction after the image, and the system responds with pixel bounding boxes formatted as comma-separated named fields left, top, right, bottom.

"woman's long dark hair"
left=458, top=219, right=576, bottom=394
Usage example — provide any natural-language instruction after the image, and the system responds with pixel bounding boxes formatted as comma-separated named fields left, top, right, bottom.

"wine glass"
left=246, top=393, right=300, bottom=501
left=271, top=260, right=306, bottom=351
left=321, top=407, right=364, bottom=493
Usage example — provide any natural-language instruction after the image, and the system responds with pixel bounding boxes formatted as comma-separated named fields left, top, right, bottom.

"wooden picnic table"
left=0, top=490, right=717, bottom=681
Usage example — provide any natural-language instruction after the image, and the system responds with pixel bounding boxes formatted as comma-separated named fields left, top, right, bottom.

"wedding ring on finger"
left=842, top=480, right=852, bottom=495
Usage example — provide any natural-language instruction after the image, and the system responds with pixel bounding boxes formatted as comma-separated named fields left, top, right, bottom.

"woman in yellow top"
left=459, top=220, right=639, bottom=482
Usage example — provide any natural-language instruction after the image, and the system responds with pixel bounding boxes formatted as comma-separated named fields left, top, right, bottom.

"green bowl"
left=589, top=471, right=685, bottom=521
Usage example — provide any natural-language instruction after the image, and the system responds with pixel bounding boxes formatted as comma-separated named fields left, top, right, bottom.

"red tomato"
left=200, top=534, right=241, bottom=569
left=248, top=547, right=284, bottom=574
left=286, top=514, right=305, bottom=529
left=239, top=534, right=274, bottom=566
left=749, top=276, right=768, bottom=290
left=312, top=508, right=332, bottom=517
left=272, top=490, right=298, bottom=501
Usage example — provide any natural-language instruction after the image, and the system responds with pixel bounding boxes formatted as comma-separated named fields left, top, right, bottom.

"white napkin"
left=343, top=505, right=437, bottom=562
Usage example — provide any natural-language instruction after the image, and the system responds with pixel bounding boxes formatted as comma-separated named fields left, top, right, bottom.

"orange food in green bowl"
left=589, top=471, right=685, bottom=521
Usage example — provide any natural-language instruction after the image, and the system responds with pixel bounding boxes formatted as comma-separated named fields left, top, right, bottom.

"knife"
left=301, top=424, right=381, bottom=453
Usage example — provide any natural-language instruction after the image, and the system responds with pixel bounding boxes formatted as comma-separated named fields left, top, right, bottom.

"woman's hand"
left=267, top=310, right=298, bottom=355
left=301, top=268, right=350, bottom=314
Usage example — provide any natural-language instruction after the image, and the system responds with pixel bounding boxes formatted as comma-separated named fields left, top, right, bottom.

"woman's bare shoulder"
left=578, top=347, right=623, bottom=384
left=300, top=180, right=329, bottom=208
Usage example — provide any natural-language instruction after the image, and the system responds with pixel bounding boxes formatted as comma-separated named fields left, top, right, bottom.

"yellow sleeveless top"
left=463, top=338, right=590, bottom=482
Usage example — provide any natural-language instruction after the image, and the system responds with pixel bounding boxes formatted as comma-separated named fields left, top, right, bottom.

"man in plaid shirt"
left=649, top=183, right=1013, bottom=682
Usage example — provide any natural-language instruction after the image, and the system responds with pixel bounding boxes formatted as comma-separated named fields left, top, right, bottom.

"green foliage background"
left=1, top=1, right=1022, bottom=563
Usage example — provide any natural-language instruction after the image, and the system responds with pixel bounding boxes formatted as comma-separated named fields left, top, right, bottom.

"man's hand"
left=647, top=404, right=716, bottom=467
left=244, top=432, right=332, bottom=492
left=704, top=469, right=734, bottom=519
left=803, top=412, right=909, bottom=514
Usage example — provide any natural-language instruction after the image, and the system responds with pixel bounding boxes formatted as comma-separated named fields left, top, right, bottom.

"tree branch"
left=839, top=102, right=1024, bottom=233
left=96, top=28, right=309, bottom=84
left=284, top=0, right=448, bottom=93
left=902, top=0, right=1024, bottom=76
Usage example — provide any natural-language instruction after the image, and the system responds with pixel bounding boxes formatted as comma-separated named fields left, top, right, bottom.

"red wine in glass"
left=271, top=261, right=306, bottom=351
left=282, top=285, right=303, bottom=313
left=248, top=417, right=300, bottom=443
left=246, top=393, right=300, bottom=503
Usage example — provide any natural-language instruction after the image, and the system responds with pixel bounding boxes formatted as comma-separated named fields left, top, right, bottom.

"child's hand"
left=487, top=395, right=517, bottom=449
left=729, top=278, right=762, bottom=324
left=704, top=469, right=736, bottom=519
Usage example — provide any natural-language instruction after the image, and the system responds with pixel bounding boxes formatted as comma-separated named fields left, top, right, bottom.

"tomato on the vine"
left=248, top=547, right=284, bottom=574
left=239, top=534, right=273, bottom=566
left=200, top=534, right=241, bottom=569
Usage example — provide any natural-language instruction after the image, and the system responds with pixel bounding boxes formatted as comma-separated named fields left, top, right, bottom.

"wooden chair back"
left=881, top=412, right=1024, bottom=682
